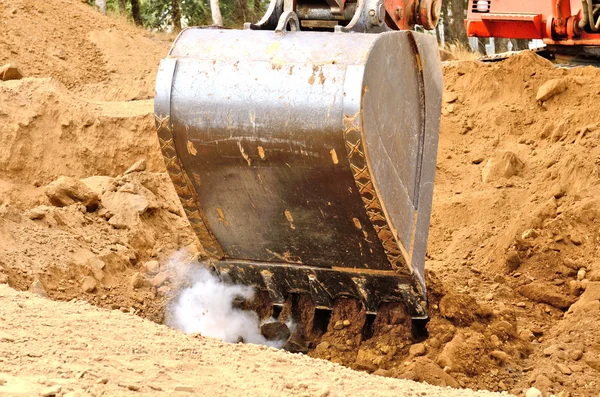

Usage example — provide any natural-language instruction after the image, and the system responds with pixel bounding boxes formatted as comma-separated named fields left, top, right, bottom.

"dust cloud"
left=166, top=251, right=287, bottom=348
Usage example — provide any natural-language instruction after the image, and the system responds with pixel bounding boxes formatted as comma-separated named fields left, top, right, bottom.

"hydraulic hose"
left=580, top=0, right=600, bottom=31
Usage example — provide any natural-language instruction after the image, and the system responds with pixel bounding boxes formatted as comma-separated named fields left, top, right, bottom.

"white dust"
left=166, top=250, right=289, bottom=348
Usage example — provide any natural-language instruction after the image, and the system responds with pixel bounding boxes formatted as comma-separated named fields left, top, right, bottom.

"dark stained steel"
left=155, top=28, right=442, bottom=317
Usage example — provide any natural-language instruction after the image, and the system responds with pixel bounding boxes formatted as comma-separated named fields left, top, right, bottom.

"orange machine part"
left=465, top=0, right=600, bottom=46
left=385, top=0, right=418, bottom=30
left=384, top=0, right=440, bottom=30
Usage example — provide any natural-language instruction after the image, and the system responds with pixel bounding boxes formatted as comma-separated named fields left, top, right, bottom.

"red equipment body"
left=466, top=0, right=600, bottom=46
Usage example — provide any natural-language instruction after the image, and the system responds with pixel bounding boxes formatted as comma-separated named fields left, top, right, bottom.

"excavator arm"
left=466, top=0, right=600, bottom=57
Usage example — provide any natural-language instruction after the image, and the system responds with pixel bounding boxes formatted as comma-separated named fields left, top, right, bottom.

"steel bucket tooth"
left=155, top=28, right=442, bottom=319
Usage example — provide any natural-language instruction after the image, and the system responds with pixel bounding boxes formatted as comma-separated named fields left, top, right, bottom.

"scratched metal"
left=155, top=28, right=442, bottom=314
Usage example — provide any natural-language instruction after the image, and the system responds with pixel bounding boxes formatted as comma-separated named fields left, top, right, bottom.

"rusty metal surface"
left=155, top=28, right=442, bottom=317
left=214, top=260, right=427, bottom=316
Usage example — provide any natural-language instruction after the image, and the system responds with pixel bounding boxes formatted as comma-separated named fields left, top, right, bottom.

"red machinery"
left=466, top=0, right=600, bottom=57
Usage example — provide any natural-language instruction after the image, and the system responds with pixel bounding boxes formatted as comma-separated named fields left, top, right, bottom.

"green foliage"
left=87, top=0, right=125, bottom=14
left=180, top=0, right=212, bottom=26
left=141, top=0, right=175, bottom=29
left=140, top=0, right=263, bottom=30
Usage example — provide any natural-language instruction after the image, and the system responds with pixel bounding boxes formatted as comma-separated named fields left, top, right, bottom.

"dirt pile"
left=0, top=164, right=198, bottom=323
left=0, top=284, right=508, bottom=397
left=425, top=52, right=600, bottom=395
left=0, top=78, right=164, bottom=208
left=0, top=0, right=171, bottom=101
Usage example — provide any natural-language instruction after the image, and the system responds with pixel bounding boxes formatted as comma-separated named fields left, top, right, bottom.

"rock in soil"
left=44, top=176, right=99, bottom=211
left=0, top=63, right=23, bottom=81
left=438, top=291, right=480, bottom=326
left=355, top=348, right=381, bottom=371
left=80, top=276, right=97, bottom=293
left=30, top=280, right=48, bottom=298
left=518, top=282, right=576, bottom=309
left=283, top=331, right=308, bottom=354
left=333, top=320, right=344, bottom=330
left=124, top=159, right=147, bottom=174
left=481, top=151, right=523, bottom=183
left=173, top=385, right=194, bottom=392
left=80, top=176, right=114, bottom=197
left=260, top=321, right=291, bottom=341
left=102, top=191, right=149, bottom=214
left=525, top=387, right=543, bottom=397
left=150, top=271, right=169, bottom=288
left=409, top=343, right=426, bottom=357
left=144, top=260, right=160, bottom=275
left=583, top=352, right=600, bottom=371
left=372, top=368, right=393, bottom=377
left=40, top=385, right=62, bottom=397
left=129, top=272, right=147, bottom=290
left=536, top=78, right=568, bottom=102
left=532, top=374, right=552, bottom=391
left=398, top=357, right=459, bottom=388
left=25, top=206, right=50, bottom=220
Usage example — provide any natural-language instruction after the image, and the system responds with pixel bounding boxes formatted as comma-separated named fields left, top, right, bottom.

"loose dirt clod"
left=0, top=63, right=23, bottom=81
left=536, top=78, right=568, bottom=102
left=260, top=322, right=291, bottom=342
left=44, top=176, right=99, bottom=211
left=81, top=276, right=97, bottom=293
left=40, top=385, right=62, bottom=397
left=525, top=387, right=542, bottom=397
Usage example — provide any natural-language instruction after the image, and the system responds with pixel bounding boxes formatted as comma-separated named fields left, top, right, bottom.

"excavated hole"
left=411, top=317, right=430, bottom=342
left=312, top=308, right=332, bottom=335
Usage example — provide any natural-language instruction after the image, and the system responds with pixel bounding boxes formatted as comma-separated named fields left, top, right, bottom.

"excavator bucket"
left=155, top=27, right=442, bottom=319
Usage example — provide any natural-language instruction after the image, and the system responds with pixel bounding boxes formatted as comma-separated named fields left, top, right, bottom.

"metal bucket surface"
left=155, top=28, right=442, bottom=316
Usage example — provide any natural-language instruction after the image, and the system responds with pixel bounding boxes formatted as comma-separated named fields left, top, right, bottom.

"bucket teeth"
left=213, top=261, right=427, bottom=317
left=307, top=274, right=333, bottom=309
left=260, top=270, right=285, bottom=305
left=350, top=276, right=378, bottom=314
left=219, top=268, right=232, bottom=284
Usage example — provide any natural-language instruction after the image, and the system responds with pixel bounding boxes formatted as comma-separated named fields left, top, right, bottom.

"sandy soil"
left=0, top=284, right=508, bottom=397
left=1, top=0, right=599, bottom=396
left=0, top=0, right=170, bottom=101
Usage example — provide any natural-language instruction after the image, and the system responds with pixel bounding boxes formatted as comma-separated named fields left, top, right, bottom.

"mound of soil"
left=0, top=78, right=164, bottom=209
left=0, top=0, right=171, bottom=101
left=0, top=284, right=507, bottom=397
left=425, top=52, right=600, bottom=395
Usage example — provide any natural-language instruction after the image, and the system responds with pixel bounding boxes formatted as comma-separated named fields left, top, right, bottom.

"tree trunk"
left=95, top=0, right=107, bottom=15
left=495, top=38, right=510, bottom=53
left=118, top=0, right=127, bottom=14
left=450, top=0, right=468, bottom=47
left=172, top=0, right=182, bottom=31
left=478, top=38, right=487, bottom=55
left=441, top=0, right=452, bottom=46
left=210, top=0, right=224, bottom=26
left=237, top=0, right=249, bottom=22
left=512, top=39, right=530, bottom=51
left=130, top=0, right=142, bottom=25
